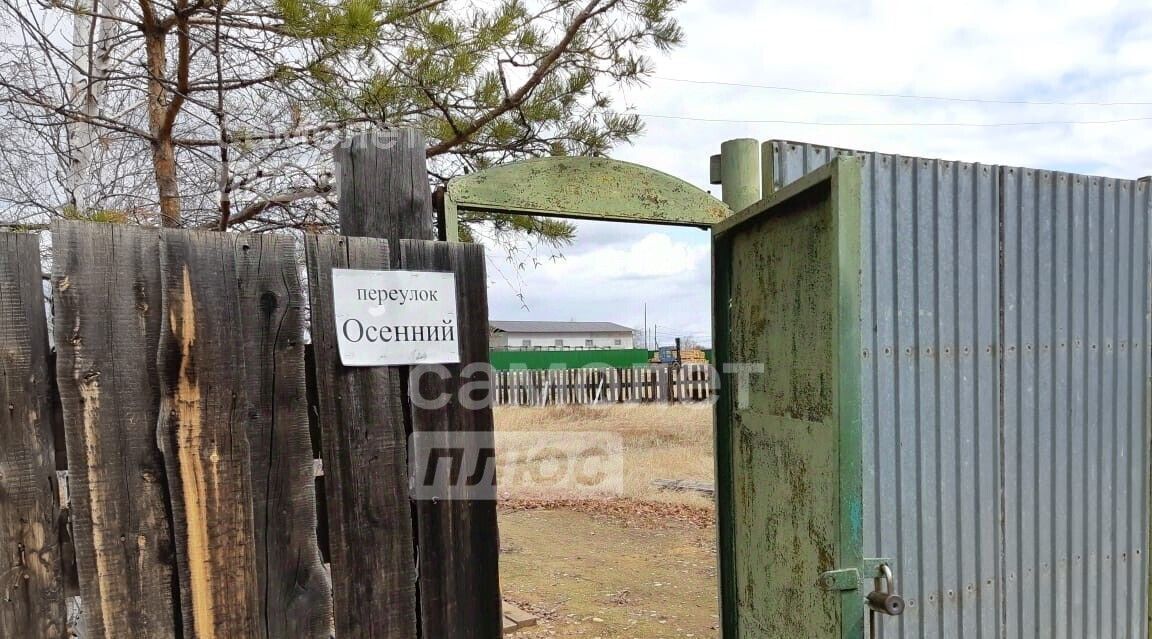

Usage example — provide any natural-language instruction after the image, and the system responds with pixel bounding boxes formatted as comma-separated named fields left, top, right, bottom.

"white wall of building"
left=491, top=331, right=635, bottom=350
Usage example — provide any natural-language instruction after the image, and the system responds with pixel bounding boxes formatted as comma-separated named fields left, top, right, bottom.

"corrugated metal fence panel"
left=769, top=141, right=1003, bottom=638
left=1001, top=168, right=1150, bottom=639
left=769, top=140, right=1152, bottom=638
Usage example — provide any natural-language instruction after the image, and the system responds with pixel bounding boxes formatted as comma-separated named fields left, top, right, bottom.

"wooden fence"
left=491, top=364, right=715, bottom=406
left=0, top=222, right=500, bottom=639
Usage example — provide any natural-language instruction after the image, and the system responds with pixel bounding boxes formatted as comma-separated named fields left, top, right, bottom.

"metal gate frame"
left=711, top=156, right=870, bottom=639
left=441, top=155, right=731, bottom=240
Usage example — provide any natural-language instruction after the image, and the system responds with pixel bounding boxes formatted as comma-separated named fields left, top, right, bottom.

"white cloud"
left=536, top=232, right=707, bottom=281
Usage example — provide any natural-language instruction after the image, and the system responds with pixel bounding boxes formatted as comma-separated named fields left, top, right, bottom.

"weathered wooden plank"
left=334, top=130, right=435, bottom=252
left=233, top=234, right=332, bottom=638
left=502, top=601, right=537, bottom=629
left=51, top=222, right=177, bottom=639
left=0, top=232, right=65, bottom=638
left=304, top=235, right=417, bottom=638
left=156, top=230, right=261, bottom=639
left=652, top=479, right=715, bottom=497
left=400, top=240, right=502, bottom=639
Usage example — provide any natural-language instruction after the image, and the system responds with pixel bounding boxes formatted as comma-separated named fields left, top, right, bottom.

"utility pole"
left=643, top=303, right=648, bottom=350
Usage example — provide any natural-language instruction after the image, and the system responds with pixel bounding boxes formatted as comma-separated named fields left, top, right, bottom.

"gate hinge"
left=818, top=558, right=893, bottom=592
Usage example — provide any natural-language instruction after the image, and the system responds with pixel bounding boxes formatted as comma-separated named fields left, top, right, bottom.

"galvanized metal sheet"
left=1000, top=168, right=1150, bottom=639
left=767, top=140, right=1151, bottom=637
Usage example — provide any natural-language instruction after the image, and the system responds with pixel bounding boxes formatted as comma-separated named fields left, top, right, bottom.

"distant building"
left=489, top=320, right=636, bottom=351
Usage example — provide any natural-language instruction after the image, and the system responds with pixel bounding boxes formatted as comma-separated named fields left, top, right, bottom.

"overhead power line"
left=629, top=112, right=1152, bottom=127
left=653, top=76, right=1152, bottom=107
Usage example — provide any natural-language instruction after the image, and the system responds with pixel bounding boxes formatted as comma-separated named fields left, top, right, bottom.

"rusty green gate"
left=447, top=142, right=1152, bottom=638
left=712, top=157, right=873, bottom=639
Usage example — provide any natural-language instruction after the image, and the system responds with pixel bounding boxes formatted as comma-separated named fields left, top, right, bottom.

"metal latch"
left=819, top=559, right=903, bottom=637
left=817, top=558, right=893, bottom=592
left=817, top=567, right=861, bottom=591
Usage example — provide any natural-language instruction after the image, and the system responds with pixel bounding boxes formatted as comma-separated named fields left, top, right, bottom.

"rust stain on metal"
left=724, top=194, right=844, bottom=636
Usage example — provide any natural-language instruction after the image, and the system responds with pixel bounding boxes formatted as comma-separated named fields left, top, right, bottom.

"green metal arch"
left=443, top=156, right=729, bottom=240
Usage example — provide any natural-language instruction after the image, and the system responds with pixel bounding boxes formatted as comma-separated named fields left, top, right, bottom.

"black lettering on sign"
left=342, top=318, right=364, bottom=342
left=352, top=287, right=445, bottom=306
left=342, top=320, right=457, bottom=344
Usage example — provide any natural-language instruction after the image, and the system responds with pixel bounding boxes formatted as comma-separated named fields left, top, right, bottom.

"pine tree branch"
left=159, top=0, right=191, bottom=137
left=424, top=0, right=621, bottom=157
left=172, top=116, right=381, bottom=146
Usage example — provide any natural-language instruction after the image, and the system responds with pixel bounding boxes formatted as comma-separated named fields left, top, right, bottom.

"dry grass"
left=494, top=404, right=720, bottom=638
left=493, top=404, right=715, bottom=507
left=499, top=508, right=720, bottom=638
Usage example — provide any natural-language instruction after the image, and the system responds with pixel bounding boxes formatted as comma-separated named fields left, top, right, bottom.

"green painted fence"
left=488, top=349, right=650, bottom=371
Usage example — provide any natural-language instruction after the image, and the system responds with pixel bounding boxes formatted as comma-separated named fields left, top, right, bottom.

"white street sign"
left=331, top=269, right=461, bottom=366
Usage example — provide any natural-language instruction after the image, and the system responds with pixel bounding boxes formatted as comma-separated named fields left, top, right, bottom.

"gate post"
left=330, top=128, right=503, bottom=638
left=715, top=138, right=761, bottom=212
left=334, top=129, right=435, bottom=257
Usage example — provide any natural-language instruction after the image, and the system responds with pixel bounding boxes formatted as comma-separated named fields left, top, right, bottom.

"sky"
left=484, top=0, right=1152, bottom=348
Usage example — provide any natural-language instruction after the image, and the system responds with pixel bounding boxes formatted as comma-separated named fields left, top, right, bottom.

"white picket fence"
left=490, top=364, right=715, bottom=406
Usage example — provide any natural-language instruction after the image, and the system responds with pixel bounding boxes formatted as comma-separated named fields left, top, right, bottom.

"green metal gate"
left=712, top=157, right=876, bottom=639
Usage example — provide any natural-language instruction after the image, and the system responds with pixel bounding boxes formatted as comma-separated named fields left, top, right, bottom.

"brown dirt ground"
left=495, top=406, right=719, bottom=638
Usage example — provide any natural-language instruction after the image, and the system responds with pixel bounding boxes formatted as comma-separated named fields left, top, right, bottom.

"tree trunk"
left=144, top=29, right=181, bottom=227
left=67, top=0, right=126, bottom=215
left=152, top=137, right=180, bottom=227
left=66, top=8, right=93, bottom=213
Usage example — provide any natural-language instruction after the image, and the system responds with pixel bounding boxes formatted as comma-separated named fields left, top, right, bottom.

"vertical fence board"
left=400, top=240, right=502, bottom=639
left=52, top=222, right=177, bottom=639
left=0, top=233, right=65, bottom=638
left=233, top=235, right=332, bottom=638
left=304, top=235, right=417, bottom=639
left=156, top=230, right=261, bottom=639
left=334, top=131, right=435, bottom=248
left=487, top=364, right=717, bottom=406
